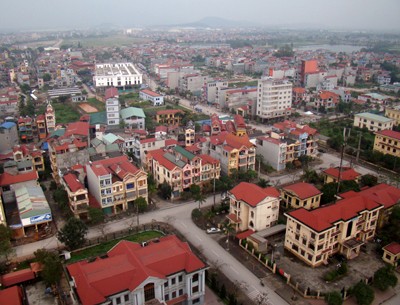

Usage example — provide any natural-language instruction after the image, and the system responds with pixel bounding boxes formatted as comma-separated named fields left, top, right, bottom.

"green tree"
left=158, top=182, right=172, bottom=200
left=351, top=281, right=374, bottom=305
left=88, top=207, right=104, bottom=225
left=219, top=284, right=227, bottom=299
left=189, top=184, right=201, bottom=197
left=191, top=208, right=202, bottom=220
left=257, top=178, right=269, bottom=188
left=324, top=291, right=343, bottom=305
left=0, top=224, right=13, bottom=261
left=360, top=174, right=378, bottom=187
left=34, top=249, right=62, bottom=286
left=42, top=73, right=51, bottom=82
left=194, top=193, right=207, bottom=210
left=373, top=266, right=398, bottom=291
left=58, top=218, right=88, bottom=250
left=135, top=196, right=148, bottom=213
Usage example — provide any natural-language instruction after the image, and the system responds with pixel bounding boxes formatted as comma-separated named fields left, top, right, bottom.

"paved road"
left=14, top=196, right=289, bottom=305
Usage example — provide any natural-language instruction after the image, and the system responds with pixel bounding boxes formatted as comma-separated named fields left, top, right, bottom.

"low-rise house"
left=228, top=182, right=280, bottom=232
left=322, top=166, right=361, bottom=184
left=120, top=107, right=146, bottom=129
left=281, top=182, right=322, bottom=210
left=67, top=235, right=207, bottom=305
left=139, top=89, right=164, bottom=106
left=156, top=109, right=184, bottom=125
left=373, top=130, right=400, bottom=158
left=86, top=155, right=148, bottom=215
left=285, top=195, right=383, bottom=267
left=353, top=112, right=394, bottom=132
left=13, top=144, right=44, bottom=172
left=62, top=172, right=90, bottom=220
left=382, top=242, right=400, bottom=267
left=314, top=91, right=339, bottom=110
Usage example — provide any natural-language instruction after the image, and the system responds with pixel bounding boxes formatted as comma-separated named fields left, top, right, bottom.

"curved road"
left=15, top=196, right=288, bottom=305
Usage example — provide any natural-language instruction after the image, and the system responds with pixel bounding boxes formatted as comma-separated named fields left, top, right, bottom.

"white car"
left=206, top=227, right=221, bottom=234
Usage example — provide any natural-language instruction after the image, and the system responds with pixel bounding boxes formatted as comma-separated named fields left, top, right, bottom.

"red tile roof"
left=287, top=196, right=382, bottom=232
left=89, top=156, right=140, bottom=178
left=105, top=87, right=118, bottom=100
left=283, top=182, right=321, bottom=199
left=141, top=89, right=162, bottom=97
left=236, top=229, right=254, bottom=240
left=0, top=269, right=35, bottom=287
left=147, top=149, right=177, bottom=171
left=67, top=235, right=205, bottom=305
left=199, top=154, right=219, bottom=165
left=155, top=125, right=168, bottom=132
left=165, top=139, right=178, bottom=146
left=156, top=109, right=184, bottom=116
left=229, top=182, right=280, bottom=207
left=233, top=114, right=246, bottom=128
left=383, top=242, right=400, bottom=255
left=375, top=130, right=400, bottom=141
left=323, top=167, right=361, bottom=181
left=64, top=121, right=89, bottom=137
left=63, top=173, right=85, bottom=192
left=0, top=286, right=23, bottom=305
left=0, top=171, right=38, bottom=187
left=340, top=183, right=400, bottom=209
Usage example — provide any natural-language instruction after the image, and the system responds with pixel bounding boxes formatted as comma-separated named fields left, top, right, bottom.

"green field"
left=228, top=80, right=258, bottom=88
left=69, top=231, right=164, bottom=263
left=53, top=102, right=81, bottom=124
left=63, top=35, right=152, bottom=47
left=86, top=98, right=105, bottom=112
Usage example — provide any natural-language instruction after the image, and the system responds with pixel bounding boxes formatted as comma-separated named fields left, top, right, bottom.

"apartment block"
left=353, top=112, right=394, bottom=132
left=206, top=80, right=228, bottom=105
left=256, top=77, right=292, bottom=121
left=86, top=155, right=148, bottom=215
left=284, top=196, right=383, bottom=267
left=256, top=136, right=287, bottom=171
left=228, top=182, right=280, bottom=232
left=373, top=130, right=400, bottom=158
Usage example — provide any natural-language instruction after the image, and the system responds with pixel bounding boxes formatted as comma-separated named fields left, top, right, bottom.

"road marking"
left=180, top=222, right=187, bottom=228
left=196, top=236, right=202, bottom=242
left=211, top=250, right=219, bottom=257
left=247, top=288, right=260, bottom=300
left=230, top=266, right=239, bottom=274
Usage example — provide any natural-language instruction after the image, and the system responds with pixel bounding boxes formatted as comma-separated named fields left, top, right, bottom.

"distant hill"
left=176, top=16, right=259, bottom=28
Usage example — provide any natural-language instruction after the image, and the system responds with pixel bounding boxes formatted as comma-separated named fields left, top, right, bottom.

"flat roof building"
left=94, top=63, right=142, bottom=88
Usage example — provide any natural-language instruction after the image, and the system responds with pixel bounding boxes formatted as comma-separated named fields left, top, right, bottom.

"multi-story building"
left=0, top=87, right=19, bottom=115
left=385, top=106, right=400, bottom=126
left=0, top=122, right=18, bottom=154
left=179, top=74, right=209, bottom=95
left=94, top=63, right=142, bottom=88
left=126, top=137, right=176, bottom=166
left=281, top=182, right=322, bottom=210
left=45, top=101, right=55, bottom=134
left=147, top=147, right=220, bottom=199
left=218, top=87, right=257, bottom=112
left=156, top=109, right=184, bottom=125
left=256, top=136, right=287, bottom=171
left=228, top=182, right=280, bottom=232
left=106, top=97, right=120, bottom=126
left=86, top=155, right=148, bottom=215
left=13, top=144, right=45, bottom=172
left=256, top=77, right=292, bottom=121
left=67, top=235, right=207, bottom=305
left=185, top=121, right=195, bottom=147
left=373, top=130, right=400, bottom=158
left=17, top=116, right=36, bottom=142
left=300, top=59, right=318, bottom=86
left=206, top=80, right=228, bottom=105
left=353, top=112, right=394, bottom=132
left=48, top=121, right=90, bottom=183
left=208, top=132, right=256, bottom=176
left=139, top=89, right=164, bottom=106
left=314, top=91, right=339, bottom=110
left=292, top=87, right=307, bottom=106
left=36, top=114, right=47, bottom=140
left=284, top=196, right=383, bottom=267
left=120, top=107, right=146, bottom=129
left=61, top=172, right=90, bottom=220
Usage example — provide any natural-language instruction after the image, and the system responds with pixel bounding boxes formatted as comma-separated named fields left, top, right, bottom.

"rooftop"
left=355, top=112, right=393, bottom=123
left=229, top=182, right=280, bottom=207
left=283, top=182, right=321, bottom=199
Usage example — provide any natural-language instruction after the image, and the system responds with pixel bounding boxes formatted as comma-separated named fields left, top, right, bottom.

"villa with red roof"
left=67, top=235, right=207, bottom=305
left=86, top=155, right=148, bottom=215
left=61, top=172, right=90, bottom=220
left=228, top=182, right=280, bottom=232
left=323, top=166, right=361, bottom=184
left=284, top=195, right=384, bottom=267
left=139, top=89, right=164, bottom=106
left=281, top=182, right=322, bottom=210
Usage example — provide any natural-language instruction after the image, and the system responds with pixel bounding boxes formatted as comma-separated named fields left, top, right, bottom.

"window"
left=144, top=283, right=155, bottom=301
left=172, top=291, right=177, bottom=298
left=116, top=297, right=121, bottom=304
left=192, top=286, right=199, bottom=293
left=192, top=274, right=199, bottom=282
left=171, top=278, right=176, bottom=285
left=179, top=289, right=183, bottom=296
left=165, top=294, right=170, bottom=301
left=124, top=295, right=129, bottom=302
left=164, top=281, right=169, bottom=288
left=178, top=275, right=183, bottom=282
left=193, top=298, right=201, bottom=304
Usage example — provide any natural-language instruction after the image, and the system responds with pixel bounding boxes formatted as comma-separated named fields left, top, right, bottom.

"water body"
left=296, top=44, right=366, bottom=53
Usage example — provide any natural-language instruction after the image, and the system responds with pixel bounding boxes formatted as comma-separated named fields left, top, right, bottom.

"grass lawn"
left=228, top=80, right=258, bottom=88
left=68, top=230, right=164, bottom=263
left=86, top=98, right=105, bottom=112
left=53, top=102, right=81, bottom=124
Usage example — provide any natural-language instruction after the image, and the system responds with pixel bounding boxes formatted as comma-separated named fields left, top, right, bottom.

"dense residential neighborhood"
left=1, top=10, right=400, bottom=305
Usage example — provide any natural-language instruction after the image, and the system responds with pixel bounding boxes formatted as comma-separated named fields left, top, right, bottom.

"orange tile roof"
left=147, top=149, right=177, bottom=171
left=63, top=173, right=85, bottom=192
left=283, top=182, right=321, bottom=199
left=156, top=109, right=184, bottom=116
left=323, top=167, right=360, bottom=181
left=229, top=182, right=279, bottom=207
left=89, top=156, right=140, bottom=178
left=199, top=154, right=219, bottom=165
left=288, top=195, right=382, bottom=232
left=0, top=171, right=38, bottom=186
left=0, top=269, right=35, bottom=287
left=67, top=235, right=205, bottom=305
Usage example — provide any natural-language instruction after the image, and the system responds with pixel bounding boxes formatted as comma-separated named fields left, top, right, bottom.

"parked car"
left=206, top=227, right=221, bottom=234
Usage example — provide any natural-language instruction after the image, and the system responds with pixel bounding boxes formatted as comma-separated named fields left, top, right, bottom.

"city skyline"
left=1, top=0, right=400, bottom=32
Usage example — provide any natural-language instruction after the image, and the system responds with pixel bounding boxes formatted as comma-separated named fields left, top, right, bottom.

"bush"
left=191, top=208, right=202, bottom=220
left=337, top=262, right=348, bottom=275
left=373, top=265, right=398, bottom=291
left=50, top=181, right=57, bottom=190
left=324, top=291, right=343, bottom=305
left=247, top=242, right=254, bottom=252
left=351, top=281, right=374, bottom=305
left=219, top=284, right=226, bottom=299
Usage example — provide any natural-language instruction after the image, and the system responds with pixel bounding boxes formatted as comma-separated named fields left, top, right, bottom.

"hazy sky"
left=1, top=0, right=399, bottom=31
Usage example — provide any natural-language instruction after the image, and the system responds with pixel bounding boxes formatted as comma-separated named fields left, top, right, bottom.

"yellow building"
left=284, top=195, right=383, bottom=267
left=385, top=107, right=400, bottom=126
left=353, top=112, right=394, bottom=132
left=382, top=242, right=400, bottom=267
left=185, top=121, right=195, bottom=146
left=13, top=144, right=45, bottom=172
left=373, top=129, right=400, bottom=158
left=62, top=173, right=90, bottom=220
left=156, top=109, right=184, bottom=125
left=281, top=182, right=322, bottom=210
left=322, top=166, right=361, bottom=184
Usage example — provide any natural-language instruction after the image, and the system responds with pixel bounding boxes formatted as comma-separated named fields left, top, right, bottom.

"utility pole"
left=213, top=173, right=216, bottom=206
left=336, top=128, right=350, bottom=201
left=356, top=131, right=362, bottom=164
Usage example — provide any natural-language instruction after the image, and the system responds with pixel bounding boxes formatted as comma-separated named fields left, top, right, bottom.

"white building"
left=139, top=89, right=164, bottom=106
left=256, top=77, right=292, bottom=121
left=106, top=97, right=120, bottom=126
left=94, top=63, right=142, bottom=88
left=256, top=136, right=287, bottom=171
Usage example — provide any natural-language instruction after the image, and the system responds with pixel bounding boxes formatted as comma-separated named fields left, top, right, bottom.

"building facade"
left=281, top=182, right=322, bottom=210
left=373, top=130, right=400, bottom=158
left=94, top=63, right=142, bottom=88
left=139, top=89, right=164, bottom=106
left=353, top=112, right=394, bottom=132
